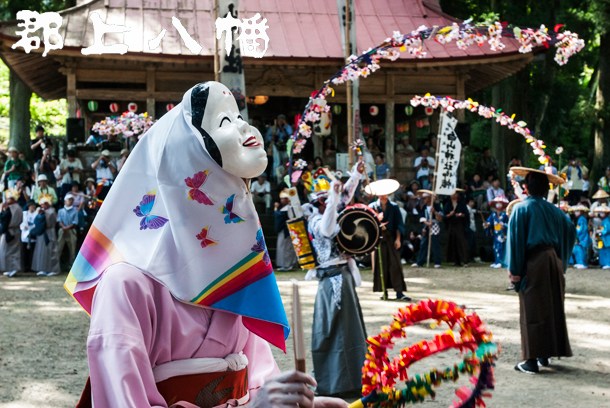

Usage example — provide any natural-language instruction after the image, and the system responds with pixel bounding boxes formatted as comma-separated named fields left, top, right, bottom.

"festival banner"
left=435, top=114, right=461, bottom=196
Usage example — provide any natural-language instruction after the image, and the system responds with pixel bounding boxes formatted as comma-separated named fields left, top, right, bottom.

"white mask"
left=496, top=203, right=503, bottom=210
left=196, top=82, right=267, bottom=179
left=575, top=211, right=581, bottom=217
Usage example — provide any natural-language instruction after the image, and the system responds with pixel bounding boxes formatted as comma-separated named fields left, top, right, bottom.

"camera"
left=68, top=166, right=75, bottom=177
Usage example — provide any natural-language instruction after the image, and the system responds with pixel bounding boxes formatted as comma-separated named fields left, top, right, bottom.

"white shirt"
left=250, top=180, right=270, bottom=194
left=20, top=210, right=37, bottom=242
left=467, top=205, right=477, bottom=232
left=414, top=156, right=435, bottom=179
left=59, top=158, right=84, bottom=183
left=93, top=161, right=116, bottom=185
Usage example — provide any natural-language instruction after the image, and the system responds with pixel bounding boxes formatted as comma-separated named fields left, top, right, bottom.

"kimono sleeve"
left=506, top=206, right=527, bottom=277
left=559, top=211, right=577, bottom=273
left=395, top=204, right=406, bottom=237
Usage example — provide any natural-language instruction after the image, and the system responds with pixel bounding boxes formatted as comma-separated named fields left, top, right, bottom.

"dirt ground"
left=0, top=264, right=609, bottom=408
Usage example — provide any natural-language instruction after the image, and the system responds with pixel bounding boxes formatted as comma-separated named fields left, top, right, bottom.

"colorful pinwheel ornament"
left=349, top=299, right=499, bottom=408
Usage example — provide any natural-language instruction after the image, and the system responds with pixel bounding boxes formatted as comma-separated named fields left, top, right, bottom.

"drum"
left=335, top=204, right=381, bottom=255
left=286, top=217, right=317, bottom=270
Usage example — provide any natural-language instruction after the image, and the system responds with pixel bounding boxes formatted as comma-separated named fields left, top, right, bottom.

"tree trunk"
left=593, top=33, right=610, bottom=187
left=8, top=70, right=32, bottom=159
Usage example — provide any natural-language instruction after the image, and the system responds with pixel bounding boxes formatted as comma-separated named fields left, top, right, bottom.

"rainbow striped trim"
left=191, top=251, right=273, bottom=307
left=64, top=225, right=125, bottom=314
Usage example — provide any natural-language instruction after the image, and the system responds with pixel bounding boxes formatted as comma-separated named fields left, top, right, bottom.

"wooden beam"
left=67, top=68, right=77, bottom=118
left=75, top=89, right=184, bottom=101
left=75, top=69, right=147, bottom=83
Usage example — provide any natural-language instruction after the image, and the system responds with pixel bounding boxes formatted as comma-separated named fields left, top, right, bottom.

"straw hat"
left=506, top=198, right=522, bottom=217
left=568, top=204, right=590, bottom=212
left=592, top=190, right=610, bottom=200
left=416, top=189, right=436, bottom=197
left=364, top=179, right=400, bottom=196
left=595, top=204, right=610, bottom=213
left=510, top=166, right=565, bottom=185
left=455, top=188, right=465, bottom=192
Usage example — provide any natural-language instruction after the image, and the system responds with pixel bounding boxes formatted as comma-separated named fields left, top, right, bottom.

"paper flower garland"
left=411, top=94, right=551, bottom=165
left=287, top=21, right=584, bottom=173
left=351, top=299, right=499, bottom=408
left=92, top=111, right=156, bottom=139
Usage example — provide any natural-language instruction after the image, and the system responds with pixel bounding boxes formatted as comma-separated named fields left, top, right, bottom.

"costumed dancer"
left=274, top=188, right=297, bottom=271
left=63, top=82, right=345, bottom=408
left=412, top=190, right=443, bottom=268
left=597, top=205, right=610, bottom=269
left=443, top=189, right=469, bottom=267
left=31, top=194, right=60, bottom=277
left=590, top=190, right=608, bottom=261
left=568, top=204, right=590, bottom=269
left=484, top=195, right=509, bottom=268
left=305, top=157, right=368, bottom=396
left=0, top=188, right=23, bottom=277
left=20, top=200, right=38, bottom=273
left=369, top=191, right=410, bottom=300
left=506, top=167, right=575, bottom=374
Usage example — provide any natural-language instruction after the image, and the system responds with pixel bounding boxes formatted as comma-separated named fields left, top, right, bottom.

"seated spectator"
left=250, top=174, right=272, bottom=214
left=428, top=134, right=438, bottom=157
left=85, top=178, right=97, bottom=198
left=560, top=156, right=588, bottom=205
left=14, top=178, right=31, bottom=209
left=31, top=174, right=58, bottom=206
left=396, top=136, right=414, bottom=155
left=486, top=176, right=505, bottom=204
left=314, top=156, right=324, bottom=169
left=117, top=148, right=130, bottom=172
left=598, top=166, right=610, bottom=193
left=57, top=193, right=79, bottom=267
left=37, top=146, right=58, bottom=188
left=404, top=180, right=422, bottom=214
left=70, top=181, right=86, bottom=211
left=3, top=147, right=28, bottom=189
left=414, top=147, right=435, bottom=189
left=506, top=188, right=517, bottom=202
left=101, top=133, right=123, bottom=151
left=477, top=147, right=499, bottom=179
left=375, top=153, right=391, bottom=180
left=265, top=114, right=293, bottom=143
left=91, top=150, right=117, bottom=200
left=58, top=149, right=83, bottom=205
left=20, top=199, right=38, bottom=272
left=468, top=173, right=486, bottom=208
left=366, top=136, right=380, bottom=157
left=86, top=131, right=104, bottom=147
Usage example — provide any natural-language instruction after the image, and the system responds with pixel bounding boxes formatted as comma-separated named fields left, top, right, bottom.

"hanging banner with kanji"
left=435, top=113, right=461, bottom=196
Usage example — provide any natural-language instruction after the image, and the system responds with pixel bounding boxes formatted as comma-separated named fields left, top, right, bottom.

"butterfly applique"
left=196, top=226, right=218, bottom=248
left=251, top=228, right=270, bottom=266
left=220, top=194, right=245, bottom=224
left=185, top=170, right=213, bottom=205
left=133, top=189, right=169, bottom=230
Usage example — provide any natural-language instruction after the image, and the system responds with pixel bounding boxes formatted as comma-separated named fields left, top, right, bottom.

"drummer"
left=304, top=157, right=368, bottom=396
left=368, top=181, right=410, bottom=301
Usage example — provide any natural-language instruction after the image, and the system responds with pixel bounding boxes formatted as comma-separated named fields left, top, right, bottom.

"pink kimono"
left=85, top=264, right=280, bottom=408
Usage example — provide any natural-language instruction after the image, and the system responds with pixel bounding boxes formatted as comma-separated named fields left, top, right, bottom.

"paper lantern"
left=166, top=103, right=175, bottom=112
left=246, top=95, right=269, bottom=105
left=363, top=126, right=370, bottom=134
left=425, top=106, right=434, bottom=116
left=76, top=109, right=81, bottom=118
left=397, top=125, right=403, bottom=133
left=128, top=102, right=138, bottom=112
left=88, top=101, right=98, bottom=111
left=332, top=105, right=342, bottom=115
left=369, top=105, right=379, bottom=116
left=109, top=103, right=119, bottom=113
left=405, top=106, right=413, bottom=116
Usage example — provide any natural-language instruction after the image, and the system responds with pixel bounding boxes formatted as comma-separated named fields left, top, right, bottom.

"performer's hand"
left=394, top=239, right=401, bottom=249
left=274, top=202, right=280, bottom=210
left=356, top=156, right=365, bottom=174
left=508, top=271, right=521, bottom=283
left=250, top=370, right=316, bottom=408
left=314, top=396, right=348, bottom=408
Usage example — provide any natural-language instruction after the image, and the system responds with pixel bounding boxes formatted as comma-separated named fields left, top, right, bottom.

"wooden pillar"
left=146, top=67, right=156, bottom=119
left=456, top=72, right=466, bottom=183
left=409, top=117, right=417, bottom=147
left=67, top=68, right=77, bottom=118
left=385, top=101, right=395, bottom=171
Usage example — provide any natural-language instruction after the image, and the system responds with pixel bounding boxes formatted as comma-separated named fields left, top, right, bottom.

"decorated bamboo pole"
left=290, top=279, right=306, bottom=373
left=345, top=0, right=354, bottom=169
left=426, top=113, right=444, bottom=268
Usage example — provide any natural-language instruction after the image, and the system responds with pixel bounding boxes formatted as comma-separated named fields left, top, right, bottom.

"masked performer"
left=31, top=194, right=60, bottom=277
left=568, top=204, right=590, bottom=269
left=505, top=167, right=575, bottom=374
left=369, top=193, right=409, bottom=300
left=64, top=82, right=345, bottom=408
left=443, top=189, right=469, bottom=267
left=597, top=205, right=610, bottom=269
left=0, top=188, right=23, bottom=277
left=274, top=189, right=297, bottom=271
left=485, top=195, right=509, bottom=268
left=305, top=158, right=367, bottom=396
